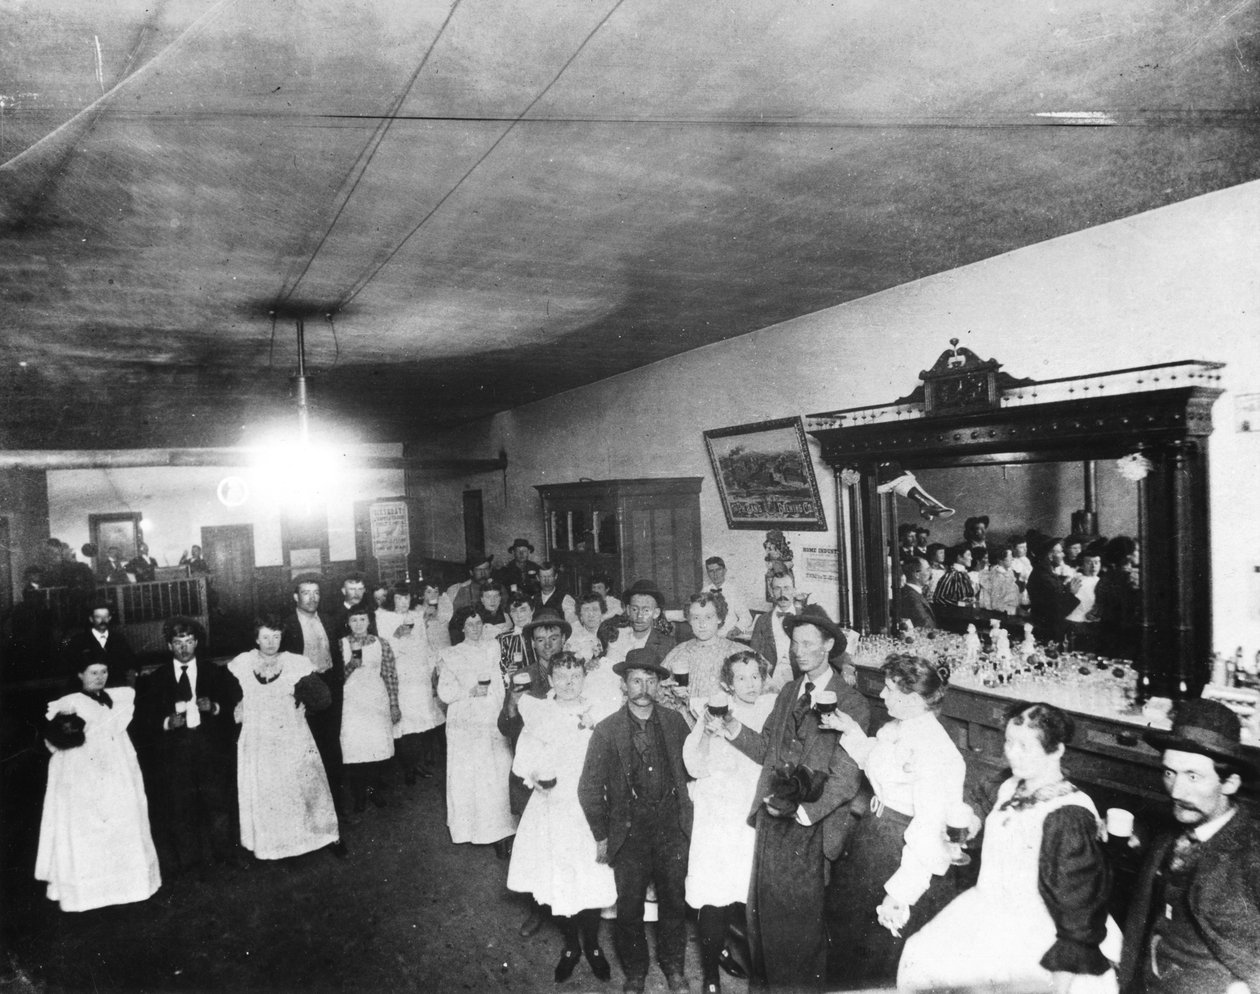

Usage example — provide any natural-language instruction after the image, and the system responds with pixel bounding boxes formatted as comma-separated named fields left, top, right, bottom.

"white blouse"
left=841, top=711, right=965, bottom=906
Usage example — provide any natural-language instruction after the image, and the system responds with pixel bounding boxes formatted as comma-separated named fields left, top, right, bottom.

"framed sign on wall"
left=703, top=416, right=827, bottom=531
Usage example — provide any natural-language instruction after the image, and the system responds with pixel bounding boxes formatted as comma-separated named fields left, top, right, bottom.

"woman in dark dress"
left=899, top=702, right=1121, bottom=994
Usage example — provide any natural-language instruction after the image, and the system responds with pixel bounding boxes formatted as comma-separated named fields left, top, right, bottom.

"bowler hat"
left=508, top=538, right=535, bottom=553
left=521, top=607, right=572, bottom=642
left=622, top=578, right=666, bottom=610
left=612, top=647, right=671, bottom=680
left=782, top=604, right=848, bottom=657
left=1145, top=699, right=1253, bottom=769
left=964, top=515, right=990, bottom=530
left=467, top=554, right=493, bottom=570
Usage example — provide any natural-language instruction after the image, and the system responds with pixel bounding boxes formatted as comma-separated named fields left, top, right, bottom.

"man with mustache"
left=1119, top=699, right=1260, bottom=994
left=750, top=566, right=800, bottom=689
left=578, top=648, right=693, bottom=994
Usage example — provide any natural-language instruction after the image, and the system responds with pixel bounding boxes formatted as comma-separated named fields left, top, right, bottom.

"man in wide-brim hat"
left=723, top=603, right=869, bottom=991
left=578, top=647, right=693, bottom=993
left=1119, top=699, right=1260, bottom=994
left=497, top=538, right=542, bottom=599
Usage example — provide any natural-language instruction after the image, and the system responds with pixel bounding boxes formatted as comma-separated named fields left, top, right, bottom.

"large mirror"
left=809, top=348, right=1224, bottom=698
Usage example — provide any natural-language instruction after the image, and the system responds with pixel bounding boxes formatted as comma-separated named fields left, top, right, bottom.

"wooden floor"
left=1, top=733, right=749, bottom=994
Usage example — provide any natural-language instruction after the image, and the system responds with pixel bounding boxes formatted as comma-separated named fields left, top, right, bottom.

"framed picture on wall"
left=703, top=416, right=827, bottom=530
left=88, top=512, right=143, bottom=565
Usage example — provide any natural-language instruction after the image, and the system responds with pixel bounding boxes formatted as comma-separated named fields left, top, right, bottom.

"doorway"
left=462, top=490, right=485, bottom=565
left=201, top=524, right=256, bottom=656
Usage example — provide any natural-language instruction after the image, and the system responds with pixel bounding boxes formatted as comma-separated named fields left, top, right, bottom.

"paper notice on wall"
left=1236, top=393, right=1260, bottom=433
left=802, top=546, right=839, bottom=584
left=369, top=501, right=410, bottom=557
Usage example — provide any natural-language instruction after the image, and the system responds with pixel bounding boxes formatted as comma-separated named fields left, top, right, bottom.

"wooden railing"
left=35, top=577, right=210, bottom=656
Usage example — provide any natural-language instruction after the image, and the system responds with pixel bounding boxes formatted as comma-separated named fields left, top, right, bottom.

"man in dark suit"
left=127, top=542, right=159, bottom=582
left=726, top=605, right=869, bottom=992
left=498, top=538, right=542, bottom=598
left=59, top=600, right=137, bottom=682
left=897, top=556, right=938, bottom=631
left=579, top=648, right=693, bottom=994
left=1120, top=700, right=1260, bottom=994
left=134, top=616, right=242, bottom=876
left=97, top=545, right=132, bottom=584
left=751, top=566, right=798, bottom=686
left=279, top=573, right=346, bottom=816
left=613, top=579, right=675, bottom=671
left=329, top=570, right=376, bottom=637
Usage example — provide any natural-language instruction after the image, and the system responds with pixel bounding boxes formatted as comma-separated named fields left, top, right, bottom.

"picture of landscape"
left=704, top=416, right=827, bottom=530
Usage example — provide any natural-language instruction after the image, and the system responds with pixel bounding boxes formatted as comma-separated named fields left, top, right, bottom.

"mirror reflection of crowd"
left=22, top=543, right=1258, bottom=994
left=895, top=516, right=1142, bottom=659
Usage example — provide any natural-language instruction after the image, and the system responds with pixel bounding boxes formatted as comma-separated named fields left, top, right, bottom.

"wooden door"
left=462, top=490, right=485, bottom=563
left=620, top=494, right=702, bottom=611
left=201, top=524, right=256, bottom=655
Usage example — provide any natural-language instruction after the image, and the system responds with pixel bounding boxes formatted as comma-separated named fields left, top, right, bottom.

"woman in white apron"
left=339, top=603, right=400, bottom=812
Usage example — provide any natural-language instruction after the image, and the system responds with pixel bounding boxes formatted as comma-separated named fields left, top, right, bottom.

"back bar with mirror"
left=806, top=345, right=1260, bottom=831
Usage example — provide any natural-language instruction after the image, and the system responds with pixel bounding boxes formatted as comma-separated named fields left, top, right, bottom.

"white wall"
left=408, top=181, right=1260, bottom=654
left=48, top=445, right=405, bottom=567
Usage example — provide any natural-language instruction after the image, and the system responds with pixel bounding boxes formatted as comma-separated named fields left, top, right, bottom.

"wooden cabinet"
left=535, top=478, right=704, bottom=610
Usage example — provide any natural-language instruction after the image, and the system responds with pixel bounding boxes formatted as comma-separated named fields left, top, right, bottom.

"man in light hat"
left=446, top=554, right=494, bottom=613
left=723, top=603, right=870, bottom=992
left=1119, top=699, right=1260, bottom=994
left=498, top=538, right=542, bottom=598
left=578, top=648, right=693, bottom=994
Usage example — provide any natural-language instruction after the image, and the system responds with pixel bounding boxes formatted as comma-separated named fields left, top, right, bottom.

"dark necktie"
left=177, top=664, right=193, bottom=702
left=792, top=681, right=815, bottom=731
left=1166, top=831, right=1201, bottom=874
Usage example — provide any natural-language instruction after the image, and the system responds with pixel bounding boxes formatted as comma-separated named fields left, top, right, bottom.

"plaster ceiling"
left=2, top=0, right=1257, bottom=449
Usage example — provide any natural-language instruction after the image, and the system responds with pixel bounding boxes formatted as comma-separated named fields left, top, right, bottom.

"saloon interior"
left=2, top=0, right=1259, bottom=989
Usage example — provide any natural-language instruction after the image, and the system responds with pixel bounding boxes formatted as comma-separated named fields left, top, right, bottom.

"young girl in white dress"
left=507, top=650, right=620, bottom=984
left=685, top=649, right=776, bottom=994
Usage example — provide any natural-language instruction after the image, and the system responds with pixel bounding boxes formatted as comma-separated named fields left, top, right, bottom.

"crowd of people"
left=26, top=545, right=1260, bottom=994
left=895, top=515, right=1143, bottom=658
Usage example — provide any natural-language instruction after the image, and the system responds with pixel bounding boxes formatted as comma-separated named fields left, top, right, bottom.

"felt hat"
left=1144, top=698, right=1252, bottom=769
left=612, top=647, right=671, bottom=680
left=507, top=538, right=535, bottom=553
left=467, top=553, right=494, bottom=570
left=964, top=515, right=990, bottom=530
left=622, top=578, right=666, bottom=609
left=521, top=607, right=572, bottom=642
left=782, top=604, right=848, bottom=657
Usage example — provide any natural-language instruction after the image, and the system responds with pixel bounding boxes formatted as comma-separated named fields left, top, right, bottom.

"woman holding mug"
left=899, top=702, right=1120, bottom=994
left=339, top=603, right=400, bottom=812
left=821, top=654, right=965, bottom=988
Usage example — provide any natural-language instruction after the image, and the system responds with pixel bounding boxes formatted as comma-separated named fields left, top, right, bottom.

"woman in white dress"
left=377, top=584, right=443, bottom=782
left=686, top=649, right=775, bottom=994
left=437, top=607, right=516, bottom=847
left=565, top=594, right=604, bottom=664
left=899, top=702, right=1121, bottom=994
left=36, top=660, right=161, bottom=911
left=229, top=615, right=341, bottom=860
left=507, top=650, right=618, bottom=984
left=339, top=603, right=400, bottom=812
left=820, top=654, right=966, bottom=989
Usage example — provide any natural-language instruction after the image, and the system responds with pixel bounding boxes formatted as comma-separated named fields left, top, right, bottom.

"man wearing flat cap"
left=446, top=555, right=494, bottom=613
left=497, top=539, right=542, bottom=599
left=1120, top=699, right=1260, bottom=994
left=722, top=604, right=870, bottom=991
left=578, top=648, right=693, bottom=994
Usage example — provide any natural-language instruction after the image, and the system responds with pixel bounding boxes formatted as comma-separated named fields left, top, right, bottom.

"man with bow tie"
left=60, top=601, right=137, bottom=683
left=135, top=616, right=242, bottom=877
left=724, top=605, right=870, bottom=991
left=703, top=555, right=752, bottom=639
left=1119, top=699, right=1260, bottom=994
left=750, top=567, right=799, bottom=688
